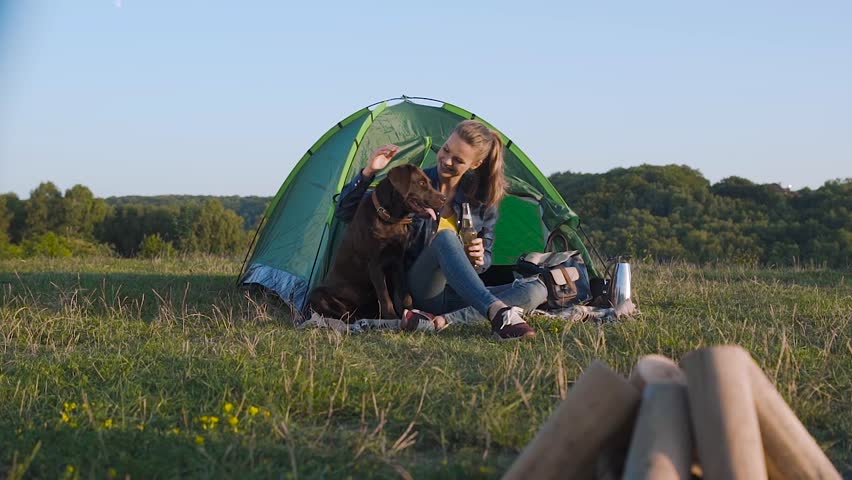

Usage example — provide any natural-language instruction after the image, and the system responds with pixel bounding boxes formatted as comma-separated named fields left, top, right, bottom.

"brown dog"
left=309, top=164, right=446, bottom=320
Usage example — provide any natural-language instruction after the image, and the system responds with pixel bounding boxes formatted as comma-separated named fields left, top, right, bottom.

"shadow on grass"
left=0, top=271, right=295, bottom=323
left=2, top=424, right=515, bottom=479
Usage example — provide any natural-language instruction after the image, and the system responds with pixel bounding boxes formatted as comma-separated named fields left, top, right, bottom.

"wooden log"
left=747, top=358, right=841, bottom=480
left=629, top=354, right=687, bottom=392
left=681, top=345, right=767, bottom=480
left=593, top=354, right=688, bottom=479
left=502, top=360, right=640, bottom=480
left=622, top=383, right=693, bottom=480
left=594, top=414, right=635, bottom=480
left=594, top=450, right=624, bottom=480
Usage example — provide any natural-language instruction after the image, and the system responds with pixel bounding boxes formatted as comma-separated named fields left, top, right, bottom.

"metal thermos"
left=608, top=261, right=632, bottom=307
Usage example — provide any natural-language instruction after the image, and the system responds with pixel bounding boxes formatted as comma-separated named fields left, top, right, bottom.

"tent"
left=239, top=97, right=601, bottom=311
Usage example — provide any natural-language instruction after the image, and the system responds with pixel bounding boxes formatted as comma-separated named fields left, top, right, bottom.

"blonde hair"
left=454, top=120, right=507, bottom=208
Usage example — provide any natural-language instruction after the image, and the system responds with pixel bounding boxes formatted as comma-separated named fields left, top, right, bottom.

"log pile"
left=503, top=345, right=841, bottom=480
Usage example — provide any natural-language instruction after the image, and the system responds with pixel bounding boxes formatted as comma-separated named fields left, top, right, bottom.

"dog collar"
left=371, top=190, right=414, bottom=225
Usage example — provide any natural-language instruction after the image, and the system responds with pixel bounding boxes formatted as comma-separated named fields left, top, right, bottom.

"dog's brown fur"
left=308, top=164, right=445, bottom=320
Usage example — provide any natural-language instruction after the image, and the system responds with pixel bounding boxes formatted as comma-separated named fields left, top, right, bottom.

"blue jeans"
left=406, top=230, right=548, bottom=326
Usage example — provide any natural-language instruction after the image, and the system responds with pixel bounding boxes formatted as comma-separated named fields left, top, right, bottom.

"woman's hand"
left=466, top=238, right=485, bottom=268
left=363, top=144, right=400, bottom=177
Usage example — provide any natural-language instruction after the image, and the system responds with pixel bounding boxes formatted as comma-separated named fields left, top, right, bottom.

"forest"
left=552, top=165, right=850, bottom=267
left=1, top=164, right=849, bottom=267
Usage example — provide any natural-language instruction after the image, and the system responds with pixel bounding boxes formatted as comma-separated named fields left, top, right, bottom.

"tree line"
left=1, top=166, right=849, bottom=267
left=551, top=165, right=850, bottom=267
left=0, top=183, right=251, bottom=259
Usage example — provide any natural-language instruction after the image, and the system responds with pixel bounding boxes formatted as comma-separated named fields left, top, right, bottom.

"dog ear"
left=387, top=165, right=412, bottom=197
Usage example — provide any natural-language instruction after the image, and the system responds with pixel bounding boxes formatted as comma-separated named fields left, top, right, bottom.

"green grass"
left=1, top=257, right=849, bottom=478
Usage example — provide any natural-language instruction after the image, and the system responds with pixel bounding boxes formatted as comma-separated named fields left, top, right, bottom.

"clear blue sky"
left=1, top=0, right=850, bottom=198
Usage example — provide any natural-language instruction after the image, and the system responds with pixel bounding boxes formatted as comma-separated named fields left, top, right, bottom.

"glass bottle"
left=459, top=202, right=478, bottom=252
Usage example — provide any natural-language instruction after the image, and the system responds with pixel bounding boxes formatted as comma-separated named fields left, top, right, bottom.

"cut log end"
left=629, top=354, right=687, bottom=392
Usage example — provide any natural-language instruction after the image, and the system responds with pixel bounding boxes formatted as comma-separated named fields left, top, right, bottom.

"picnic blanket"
left=297, top=298, right=637, bottom=334
left=297, top=312, right=437, bottom=334
left=530, top=298, right=638, bottom=323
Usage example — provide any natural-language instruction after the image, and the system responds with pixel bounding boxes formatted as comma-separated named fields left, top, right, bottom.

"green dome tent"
left=239, top=97, right=601, bottom=311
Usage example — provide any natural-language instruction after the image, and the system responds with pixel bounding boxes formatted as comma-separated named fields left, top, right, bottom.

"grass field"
left=1, top=256, right=849, bottom=479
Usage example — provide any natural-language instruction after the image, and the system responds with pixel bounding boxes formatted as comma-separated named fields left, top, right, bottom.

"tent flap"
left=242, top=263, right=309, bottom=311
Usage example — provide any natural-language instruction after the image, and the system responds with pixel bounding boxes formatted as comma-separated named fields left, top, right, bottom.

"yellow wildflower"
left=199, top=414, right=222, bottom=430
left=63, top=402, right=78, bottom=412
left=66, top=465, right=75, bottom=474
left=171, top=427, right=181, bottom=435
left=108, top=468, right=118, bottom=478
left=104, top=418, right=113, bottom=429
left=61, top=412, right=71, bottom=423
left=248, top=406, right=259, bottom=416
left=228, top=416, right=239, bottom=427
left=223, top=402, right=234, bottom=413
left=195, top=435, right=205, bottom=445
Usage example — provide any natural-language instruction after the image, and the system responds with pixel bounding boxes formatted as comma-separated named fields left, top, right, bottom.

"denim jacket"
left=335, top=167, right=498, bottom=274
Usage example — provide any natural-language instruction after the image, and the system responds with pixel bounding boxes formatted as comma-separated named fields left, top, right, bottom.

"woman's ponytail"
left=454, top=120, right=507, bottom=208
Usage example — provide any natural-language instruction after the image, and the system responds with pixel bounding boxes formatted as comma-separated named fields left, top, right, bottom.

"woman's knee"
left=432, top=229, right=458, bottom=247
left=428, top=230, right=468, bottom=259
left=519, top=276, right=548, bottom=311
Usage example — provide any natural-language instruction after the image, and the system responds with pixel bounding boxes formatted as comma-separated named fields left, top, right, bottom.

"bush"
left=62, top=236, right=115, bottom=257
left=138, top=233, right=176, bottom=259
left=22, top=232, right=72, bottom=258
left=18, top=233, right=113, bottom=258
left=0, top=240, right=23, bottom=259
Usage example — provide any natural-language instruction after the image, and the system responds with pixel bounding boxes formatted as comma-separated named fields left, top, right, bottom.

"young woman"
left=336, top=120, right=546, bottom=340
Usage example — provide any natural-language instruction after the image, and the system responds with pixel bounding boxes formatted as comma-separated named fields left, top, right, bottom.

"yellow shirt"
left=437, top=213, right=458, bottom=233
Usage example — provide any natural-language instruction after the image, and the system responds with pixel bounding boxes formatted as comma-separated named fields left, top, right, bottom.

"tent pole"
left=579, top=224, right=611, bottom=277
left=365, top=95, right=447, bottom=110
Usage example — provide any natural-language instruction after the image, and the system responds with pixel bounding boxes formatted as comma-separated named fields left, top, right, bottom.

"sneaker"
left=490, top=306, right=536, bottom=341
left=400, top=309, right=435, bottom=332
